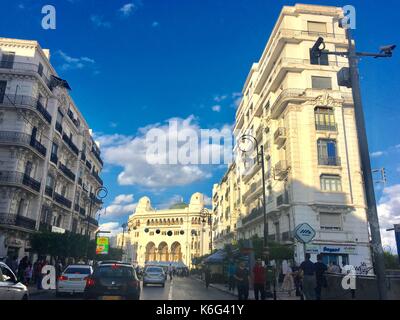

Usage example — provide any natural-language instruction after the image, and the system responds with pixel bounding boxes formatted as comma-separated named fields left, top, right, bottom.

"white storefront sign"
left=51, top=226, right=65, bottom=234
left=306, top=244, right=358, bottom=255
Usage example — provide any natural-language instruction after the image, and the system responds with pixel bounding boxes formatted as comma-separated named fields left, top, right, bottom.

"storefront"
left=306, top=244, right=358, bottom=267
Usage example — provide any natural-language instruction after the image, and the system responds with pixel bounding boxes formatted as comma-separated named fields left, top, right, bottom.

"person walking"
left=204, top=265, right=211, bottom=289
left=314, top=254, right=328, bottom=300
left=300, top=253, right=316, bottom=300
left=24, top=262, right=32, bottom=285
left=281, top=263, right=295, bottom=296
left=55, top=260, right=63, bottom=281
left=34, top=258, right=44, bottom=290
left=292, top=263, right=303, bottom=298
left=17, top=256, right=28, bottom=283
left=168, top=264, right=173, bottom=281
left=328, top=261, right=341, bottom=274
left=252, top=259, right=266, bottom=300
left=227, top=261, right=236, bottom=292
left=234, top=262, right=250, bottom=300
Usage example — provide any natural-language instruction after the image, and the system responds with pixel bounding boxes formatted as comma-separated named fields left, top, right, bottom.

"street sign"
left=294, top=223, right=316, bottom=244
left=96, top=237, right=109, bottom=255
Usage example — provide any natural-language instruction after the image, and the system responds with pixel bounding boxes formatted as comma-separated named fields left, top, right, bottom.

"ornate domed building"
left=122, top=193, right=211, bottom=268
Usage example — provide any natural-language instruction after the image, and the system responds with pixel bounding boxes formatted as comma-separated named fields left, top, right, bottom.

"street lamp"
left=310, top=29, right=395, bottom=300
left=121, top=222, right=128, bottom=261
left=200, top=208, right=212, bottom=254
left=238, top=134, right=269, bottom=262
left=85, top=186, right=108, bottom=260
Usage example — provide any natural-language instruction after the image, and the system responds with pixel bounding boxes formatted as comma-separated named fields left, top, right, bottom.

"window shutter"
left=307, top=21, right=327, bottom=33
left=320, top=212, right=341, bottom=230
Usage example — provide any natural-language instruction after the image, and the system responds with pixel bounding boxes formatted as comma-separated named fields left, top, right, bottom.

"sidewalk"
left=192, top=275, right=300, bottom=300
left=27, top=284, right=55, bottom=297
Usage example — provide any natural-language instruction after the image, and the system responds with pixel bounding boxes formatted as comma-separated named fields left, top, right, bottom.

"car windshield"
left=64, top=267, right=91, bottom=275
left=146, top=267, right=163, bottom=273
left=96, top=265, right=134, bottom=278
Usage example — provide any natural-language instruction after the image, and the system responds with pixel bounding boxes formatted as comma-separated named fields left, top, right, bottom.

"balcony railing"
left=87, top=216, right=98, bottom=226
left=36, top=100, right=52, bottom=124
left=85, top=161, right=92, bottom=170
left=92, top=170, right=103, bottom=186
left=0, top=171, right=41, bottom=192
left=0, top=61, right=52, bottom=87
left=54, top=192, right=72, bottom=209
left=81, top=153, right=86, bottom=162
left=318, top=156, right=341, bottom=166
left=273, top=127, right=287, bottom=147
left=0, top=94, right=53, bottom=124
left=59, top=163, right=76, bottom=182
left=274, top=160, right=289, bottom=180
left=90, top=193, right=103, bottom=205
left=0, top=213, right=36, bottom=230
left=276, top=191, right=290, bottom=207
left=55, top=122, right=63, bottom=135
left=0, top=131, right=46, bottom=157
left=315, top=123, right=338, bottom=131
left=241, top=207, right=264, bottom=226
left=62, top=134, right=79, bottom=156
left=91, top=147, right=103, bottom=166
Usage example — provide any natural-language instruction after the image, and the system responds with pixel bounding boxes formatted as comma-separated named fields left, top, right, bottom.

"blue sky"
left=1, top=0, right=399, bottom=247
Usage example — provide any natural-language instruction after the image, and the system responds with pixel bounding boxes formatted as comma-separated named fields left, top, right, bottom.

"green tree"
left=384, top=252, right=400, bottom=269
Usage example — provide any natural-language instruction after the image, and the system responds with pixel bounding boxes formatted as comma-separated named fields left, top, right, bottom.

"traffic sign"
left=294, top=223, right=316, bottom=244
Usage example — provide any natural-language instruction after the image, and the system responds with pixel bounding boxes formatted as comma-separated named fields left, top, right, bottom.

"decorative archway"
left=158, top=242, right=169, bottom=262
left=145, top=242, right=156, bottom=262
left=171, top=242, right=182, bottom=262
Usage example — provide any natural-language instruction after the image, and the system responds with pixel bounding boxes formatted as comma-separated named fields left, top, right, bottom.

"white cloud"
left=214, top=95, right=228, bottom=103
left=114, top=194, right=134, bottom=204
left=109, top=122, right=118, bottom=128
left=370, top=151, right=384, bottom=158
left=90, top=15, right=111, bottom=28
left=95, top=116, right=230, bottom=188
left=17, top=4, right=24, bottom=9
left=377, top=184, right=400, bottom=250
left=152, top=21, right=159, bottom=27
left=99, top=222, right=123, bottom=237
left=57, top=50, right=97, bottom=72
left=119, top=3, right=136, bottom=16
left=211, top=105, right=221, bottom=112
left=98, top=194, right=137, bottom=219
left=204, top=195, right=212, bottom=206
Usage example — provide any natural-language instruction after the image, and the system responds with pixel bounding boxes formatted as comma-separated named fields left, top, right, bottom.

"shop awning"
left=203, top=250, right=227, bottom=264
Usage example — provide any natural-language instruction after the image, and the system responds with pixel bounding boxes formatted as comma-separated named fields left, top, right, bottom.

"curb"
left=191, top=276, right=238, bottom=298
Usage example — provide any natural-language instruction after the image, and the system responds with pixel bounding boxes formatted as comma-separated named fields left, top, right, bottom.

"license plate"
left=70, top=278, right=82, bottom=281
left=102, top=296, right=122, bottom=300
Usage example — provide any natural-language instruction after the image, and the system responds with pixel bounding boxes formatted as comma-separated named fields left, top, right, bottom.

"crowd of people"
left=204, top=253, right=346, bottom=300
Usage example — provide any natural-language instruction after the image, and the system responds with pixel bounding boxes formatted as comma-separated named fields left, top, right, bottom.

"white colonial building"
left=122, top=193, right=211, bottom=268
left=213, top=4, right=374, bottom=270
left=0, top=38, right=103, bottom=259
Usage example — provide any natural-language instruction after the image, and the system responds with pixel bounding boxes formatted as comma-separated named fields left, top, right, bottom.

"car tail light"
left=86, top=277, right=95, bottom=287
left=58, top=275, right=68, bottom=281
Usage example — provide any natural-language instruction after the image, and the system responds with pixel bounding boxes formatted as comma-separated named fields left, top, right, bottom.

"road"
left=30, top=276, right=236, bottom=300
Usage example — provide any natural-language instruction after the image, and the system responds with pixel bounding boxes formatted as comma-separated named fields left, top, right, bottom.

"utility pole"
left=311, top=27, right=396, bottom=300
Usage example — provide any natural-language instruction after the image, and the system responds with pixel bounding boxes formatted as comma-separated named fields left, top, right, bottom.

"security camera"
left=379, top=44, right=396, bottom=55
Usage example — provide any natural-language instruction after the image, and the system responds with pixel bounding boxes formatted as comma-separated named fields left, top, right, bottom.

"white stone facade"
left=0, top=38, right=103, bottom=260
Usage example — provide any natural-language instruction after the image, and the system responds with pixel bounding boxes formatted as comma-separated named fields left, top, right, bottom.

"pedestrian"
left=204, top=265, right=211, bottom=288
left=227, top=260, right=236, bottom=292
left=17, top=256, right=28, bottom=283
left=292, top=263, right=303, bottom=298
left=168, top=264, right=173, bottom=280
left=234, top=262, right=250, bottom=300
left=55, top=259, right=63, bottom=281
left=252, top=259, right=266, bottom=300
left=314, top=254, right=328, bottom=300
left=281, top=263, right=295, bottom=296
left=24, top=262, right=32, bottom=285
left=34, top=258, right=44, bottom=290
left=299, top=253, right=316, bottom=300
left=328, top=261, right=341, bottom=274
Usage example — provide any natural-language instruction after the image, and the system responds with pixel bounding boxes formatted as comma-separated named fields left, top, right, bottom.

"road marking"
left=168, top=279, right=173, bottom=300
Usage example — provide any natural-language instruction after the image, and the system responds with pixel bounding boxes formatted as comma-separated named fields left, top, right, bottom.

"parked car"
left=84, top=262, right=140, bottom=300
left=56, top=264, right=93, bottom=296
left=0, top=262, right=29, bottom=300
left=143, top=266, right=166, bottom=287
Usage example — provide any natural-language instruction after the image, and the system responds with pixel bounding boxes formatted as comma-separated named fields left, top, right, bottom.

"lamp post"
left=239, top=134, right=269, bottom=262
left=121, top=222, right=128, bottom=261
left=85, top=186, right=108, bottom=260
left=200, top=208, right=212, bottom=254
left=310, top=28, right=395, bottom=300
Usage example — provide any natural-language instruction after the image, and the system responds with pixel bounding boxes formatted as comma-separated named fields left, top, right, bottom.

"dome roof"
left=136, top=196, right=152, bottom=212
left=189, top=192, right=205, bottom=211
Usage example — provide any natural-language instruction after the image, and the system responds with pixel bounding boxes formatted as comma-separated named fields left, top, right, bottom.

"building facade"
left=0, top=38, right=103, bottom=259
left=213, top=4, right=373, bottom=269
left=124, top=193, right=211, bottom=267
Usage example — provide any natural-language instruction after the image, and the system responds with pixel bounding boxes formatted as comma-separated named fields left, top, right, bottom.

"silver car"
left=0, top=262, right=29, bottom=300
left=142, top=266, right=166, bottom=287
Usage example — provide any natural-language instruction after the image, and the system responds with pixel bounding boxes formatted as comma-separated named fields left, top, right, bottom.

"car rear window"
left=96, top=265, right=134, bottom=278
left=64, top=267, right=91, bottom=274
left=146, top=267, right=163, bottom=273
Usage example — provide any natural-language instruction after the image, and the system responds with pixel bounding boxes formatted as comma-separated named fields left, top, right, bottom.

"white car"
left=0, top=262, right=29, bottom=300
left=56, top=264, right=93, bottom=296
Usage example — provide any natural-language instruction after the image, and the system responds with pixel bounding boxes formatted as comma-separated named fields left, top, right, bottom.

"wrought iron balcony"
left=276, top=191, right=290, bottom=208
left=90, top=193, right=103, bottom=205
left=87, top=216, right=98, bottom=226
left=91, top=146, right=103, bottom=166
left=29, top=137, right=47, bottom=157
left=241, top=207, right=264, bottom=226
left=0, top=131, right=46, bottom=157
left=54, top=192, right=72, bottom=209
left=315, top=123, right=338, bottom=132
left=50, top=153, right=58, bottom=165
left=273, top=127, right=287, bottom=148
left=79, top=207, right=86, bottom=216
left=80, top=153, right=86, bottom=162
left=85, top=161, right=92, bottom=170
left=55, top=122, right=63, bottom=135
left=0, top=171, right=41, bottom=192
left=318, top=156, right=341, bottom=166
left=36, top=100, right=52, bottom=124
left=62, top=134, right=79, bottom=156
left=58, top=163, right=76, bottom=182
left=0, top=61, right=52, bottom=86
left=91, top=170, right=103, bottom=186
left=0, top=213, right=36, bottom=230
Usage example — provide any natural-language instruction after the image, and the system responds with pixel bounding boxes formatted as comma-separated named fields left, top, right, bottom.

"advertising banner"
left=96, top=236, right=109, bottom=255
